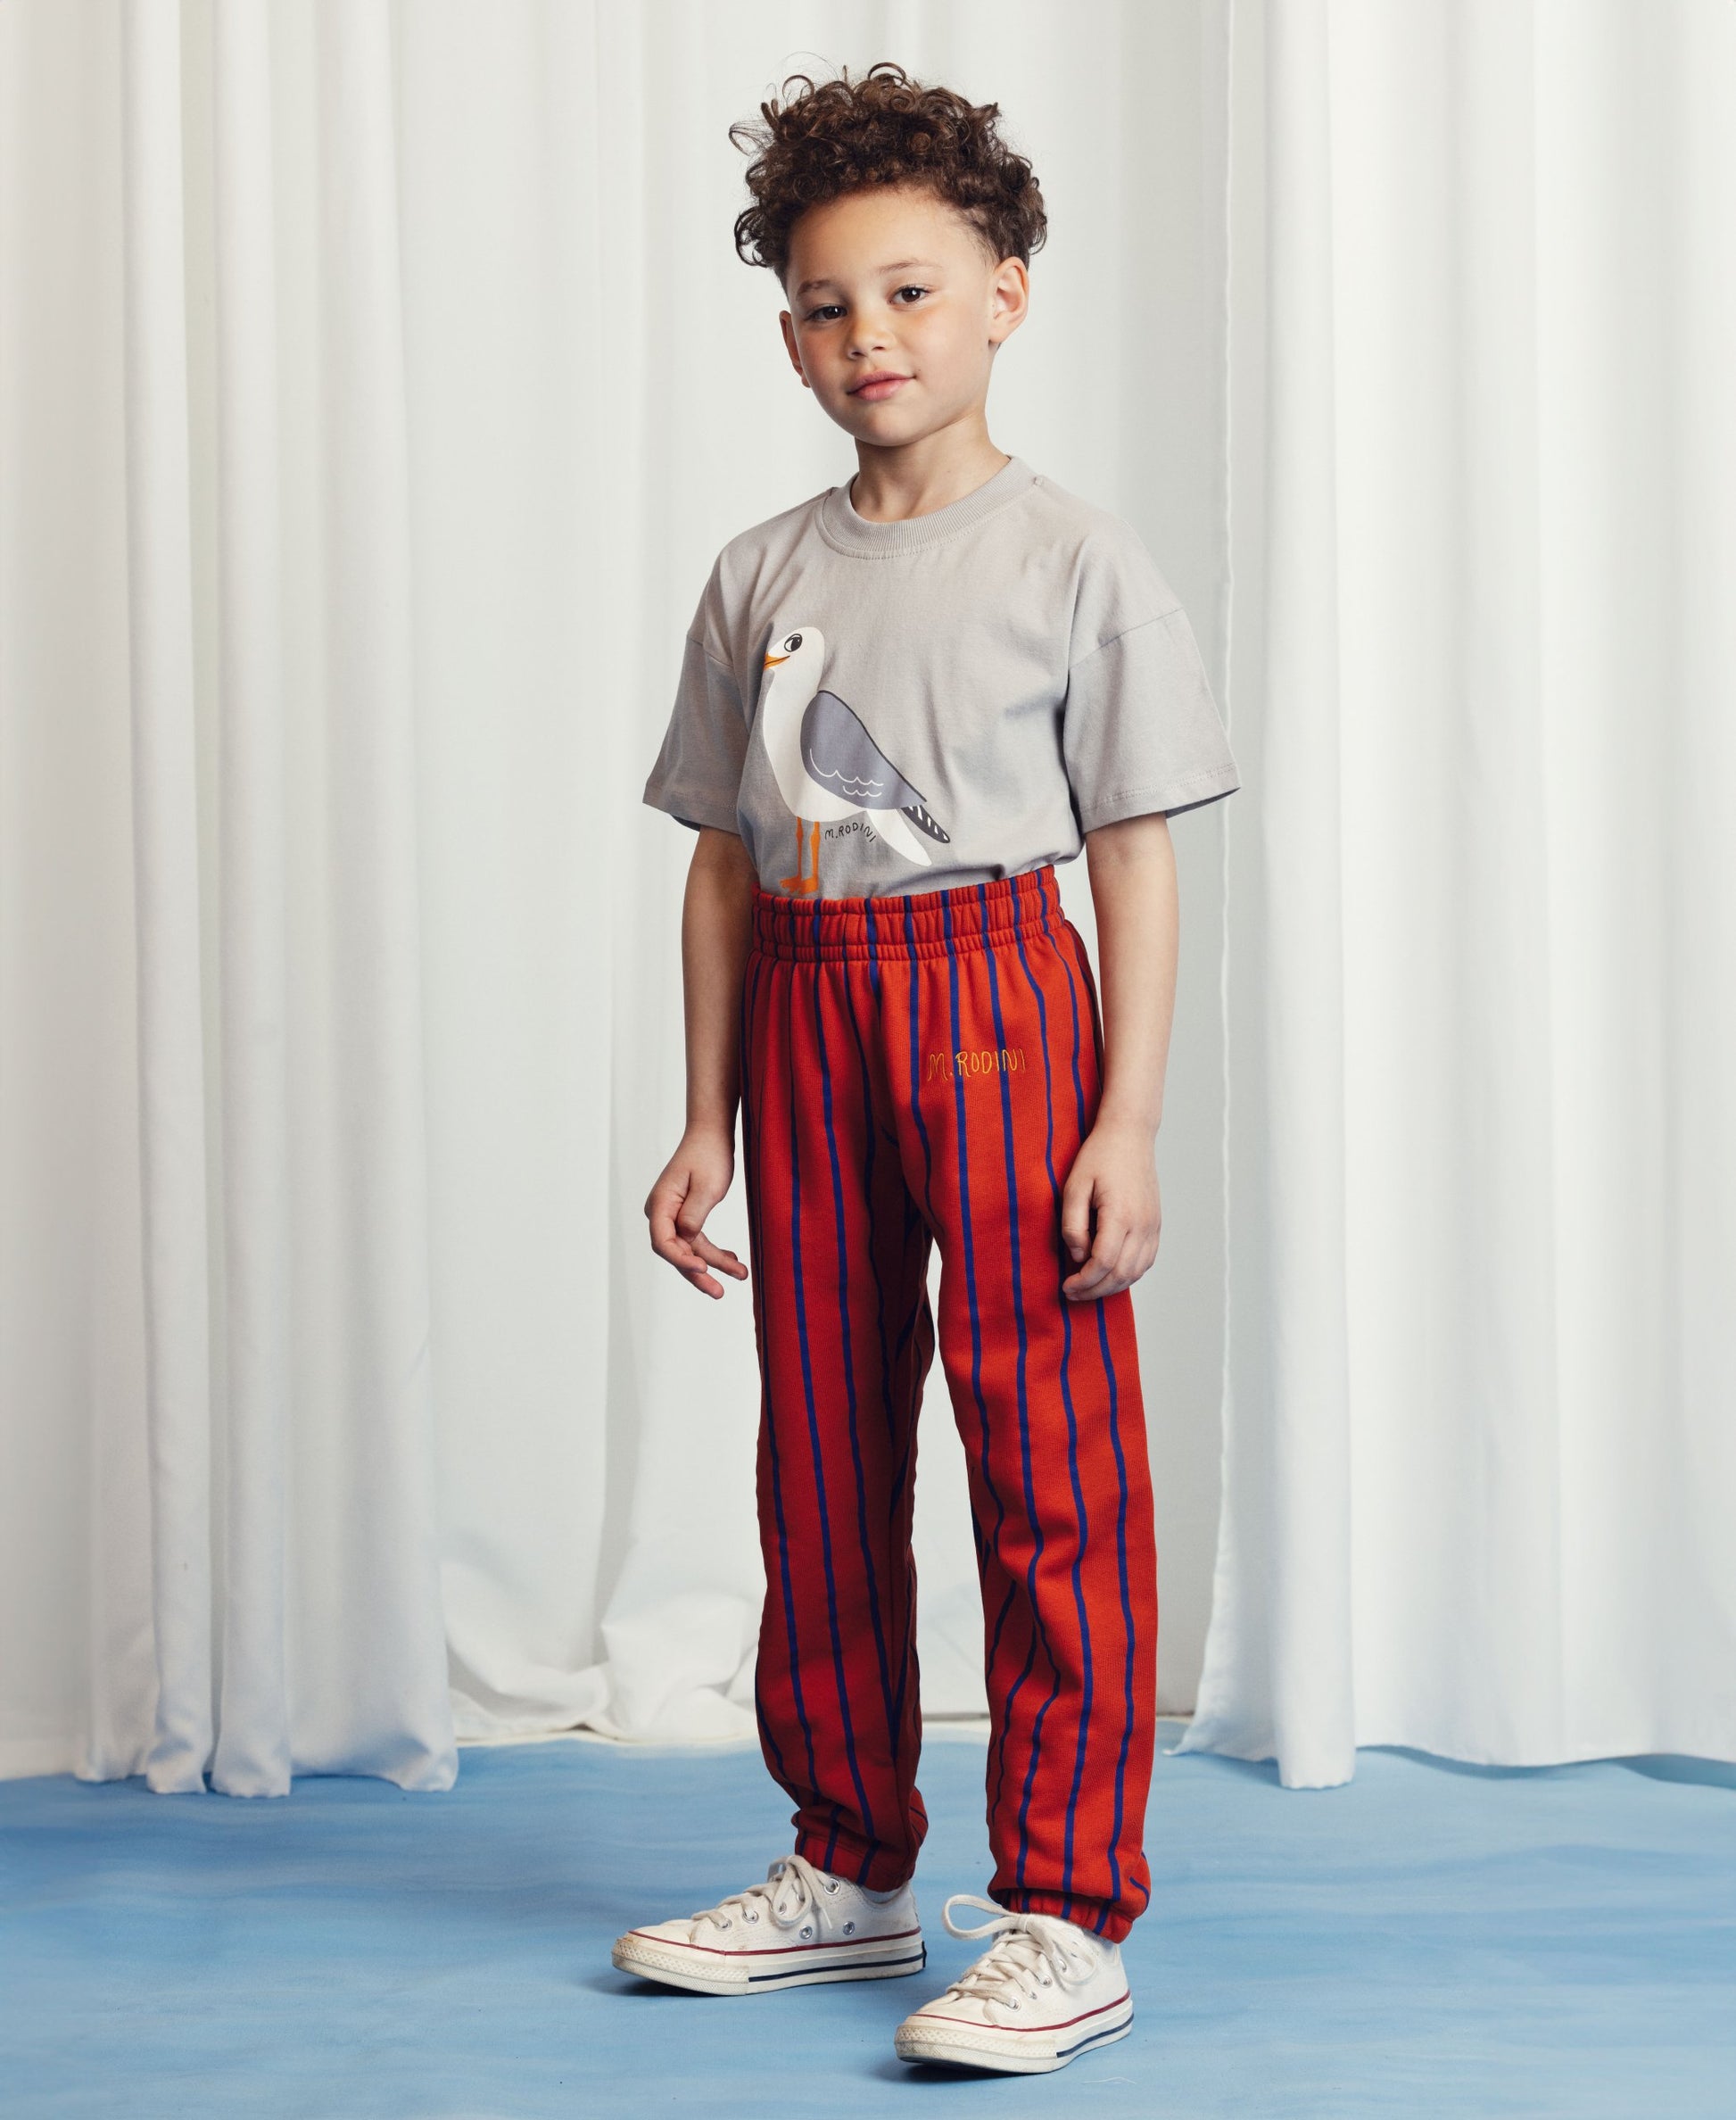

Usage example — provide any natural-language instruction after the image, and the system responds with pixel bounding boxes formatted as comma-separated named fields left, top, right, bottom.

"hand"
left=1059, top=1119, right=1161, bottom=1302
left=644, top=1126, right=750, bottom=1299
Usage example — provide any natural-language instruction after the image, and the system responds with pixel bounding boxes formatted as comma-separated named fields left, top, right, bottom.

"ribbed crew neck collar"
left=816, top=453, right=1038, bottom=557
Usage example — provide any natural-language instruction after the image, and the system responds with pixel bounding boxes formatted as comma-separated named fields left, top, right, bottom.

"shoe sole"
left=611, top=1936, right=927, bottom=1998
left=894, top=1998, right=1133, bottom=2074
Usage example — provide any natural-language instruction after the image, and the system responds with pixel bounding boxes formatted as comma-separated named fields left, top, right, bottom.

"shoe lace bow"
left=691, top=1853, right=832, bottom=1935
left=938, top=1893, right=1086, bottom=2008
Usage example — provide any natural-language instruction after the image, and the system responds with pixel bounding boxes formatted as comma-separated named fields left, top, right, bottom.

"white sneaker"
left=892, top=1893, right=1133, bottom=2073
left=610, top=1852, right=925, bottom=1997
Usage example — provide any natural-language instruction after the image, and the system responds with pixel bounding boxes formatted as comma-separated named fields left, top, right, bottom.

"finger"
left=674, top=1191, right=719, bottom=1238
left=646, top=1160, right=697, bottom=1210
left=1083, top=1215, right=1131, bottom=1281
left=649, top=1212, right=714, bottom=1274
left=1063, top=1255, right=1112, bottom=1298
left=668, top=1188, right=748, bottom=1280
left=1105, top=1227, right=1150, bottom=1288
left=1064, top=1219, right=1129, bottom=1300
left=666, top=1241, right=728, bottom=1298
left=652, top=1229, right=705, bottom=1273
left=1079, top=1232, right=1134, bottom=1298
left=1059, top=1179, right=1095, bottom=1263
left=650, top=1214, right=738, bottom=1296
left=644, top=1196, right=686, bottom=1255
left=1101, top=1230, right=1150, bottom=1298
left=690, top=1231, right=749, bottom=1279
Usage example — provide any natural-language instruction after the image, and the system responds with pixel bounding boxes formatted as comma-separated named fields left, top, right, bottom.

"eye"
left=785, top=633, right=802, bottom=652
left=806, top=304, right=843, bottom=323
left=892, top=285, right=929, bottom=303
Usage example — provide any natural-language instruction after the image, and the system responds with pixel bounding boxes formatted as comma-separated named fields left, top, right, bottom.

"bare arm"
left=1059, top=812, right=1180, bottom=1301
left=642, top=825, right=757, bottom=1298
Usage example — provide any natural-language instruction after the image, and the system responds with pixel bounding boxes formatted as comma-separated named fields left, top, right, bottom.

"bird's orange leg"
left=779, top=816, right=818, bottom=895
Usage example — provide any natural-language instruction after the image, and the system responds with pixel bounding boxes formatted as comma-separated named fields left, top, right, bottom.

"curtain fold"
left=298, top=0, right=456, bottom=1791
left=117, top=0, right=216, bottom=1794
left=210, top=0, right=291, bottom=1796
left=1184, top=0, right=1736, bottom=1787
left=81, top=0, right=459, bottom=1794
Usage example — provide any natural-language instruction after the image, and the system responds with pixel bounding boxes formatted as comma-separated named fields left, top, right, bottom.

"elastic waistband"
left=750, top=866, right=1064, bottom=964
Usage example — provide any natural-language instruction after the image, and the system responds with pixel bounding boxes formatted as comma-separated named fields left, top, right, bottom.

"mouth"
left=848, top=373, right=910, bottom=401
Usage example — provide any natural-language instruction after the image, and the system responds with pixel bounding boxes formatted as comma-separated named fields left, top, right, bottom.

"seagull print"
left=758, top=624, right=951, bottom=894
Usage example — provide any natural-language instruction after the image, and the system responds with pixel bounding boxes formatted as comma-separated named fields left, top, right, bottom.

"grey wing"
left=801, top=690, right=929, bottom=811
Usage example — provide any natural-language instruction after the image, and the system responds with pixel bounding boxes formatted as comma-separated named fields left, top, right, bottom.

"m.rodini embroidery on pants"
left=925, top=1046, right=1029, bottom=1081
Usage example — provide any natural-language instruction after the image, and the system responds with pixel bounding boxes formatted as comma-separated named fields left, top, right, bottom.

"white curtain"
left=1, top=2, right=1236, bottom=1787
left=1183, top=0, right=1736, bottom=1787
left=10, top=0, right=1728, bottom=1802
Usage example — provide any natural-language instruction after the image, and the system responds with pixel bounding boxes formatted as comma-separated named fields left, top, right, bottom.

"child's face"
left=778, top=184, right=1028, bottom=446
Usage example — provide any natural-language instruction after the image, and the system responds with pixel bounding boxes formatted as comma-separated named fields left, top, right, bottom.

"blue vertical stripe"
left=865, top=897, right=929, bottom=1797
left=1010, top=912, right=1096, bottom=1915
left=939, top=896, right=1013, bottom=1732
left=906, top=899, right=987, bottom=1587
left=785, top=953, right=879, bottom=1876
left=742, top=956, right=814, bottom=1811
left=864, top=897, right=922, bottom=1550
left=814, top=957, right=900, bottom=1777
left=739, top=951, right=791, bottom=1793
left=976, top=887, right=1062, bottom=1894
left=839, top=955, right=900, bottom=1463
left=901, top=897, right=939, bottom=1231
left=1095, top=1290, right=1134, bottom=1929
left=1038, top=890, right=1134, bottom=1919
left=873, top=900, right=926, bottom=1402
left=1012, top=878, right=1098, bottom=1915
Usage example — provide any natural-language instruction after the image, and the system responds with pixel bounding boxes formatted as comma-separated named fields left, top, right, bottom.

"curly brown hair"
left=729, top=61, right=1047, bottom=286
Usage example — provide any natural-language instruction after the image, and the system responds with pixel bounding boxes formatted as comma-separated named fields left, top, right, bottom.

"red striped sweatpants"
left=736, top=865, right=1157, bottom=1943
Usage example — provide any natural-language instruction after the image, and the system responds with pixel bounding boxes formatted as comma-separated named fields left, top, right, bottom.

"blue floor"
left=4, top=1721, right=1732, bottom=2118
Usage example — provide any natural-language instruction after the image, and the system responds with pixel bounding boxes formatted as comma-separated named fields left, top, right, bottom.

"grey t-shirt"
left=641, top=453, right=1238, bottom=898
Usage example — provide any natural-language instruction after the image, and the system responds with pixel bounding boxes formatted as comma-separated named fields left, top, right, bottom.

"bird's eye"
left=786, top=633, right=802, bottom=651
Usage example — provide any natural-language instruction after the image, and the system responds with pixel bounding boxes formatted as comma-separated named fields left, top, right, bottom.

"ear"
left=988, top=257, right=1029, bottom=348
left=778, top=310, right=812, bottom=389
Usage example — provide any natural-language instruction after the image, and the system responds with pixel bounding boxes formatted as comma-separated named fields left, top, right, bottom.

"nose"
left=845, top=305, right=891, bottom=362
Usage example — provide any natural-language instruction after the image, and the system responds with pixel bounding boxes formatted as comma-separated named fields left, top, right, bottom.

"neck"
left=847, top=418, right=1011, bottom=524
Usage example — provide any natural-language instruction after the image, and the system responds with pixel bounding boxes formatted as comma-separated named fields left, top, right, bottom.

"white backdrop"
left=1182, top=0, right=1736, bottom=1786
left=4, top=0, right=1732, bottom=1799
left=0, top=0, right=1236, bottom=1787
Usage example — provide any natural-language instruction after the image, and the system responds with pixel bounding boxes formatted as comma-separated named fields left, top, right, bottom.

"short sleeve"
left=641, top=563, right=749, bottom=833
left=1062, top=534, right=1240, bottom=831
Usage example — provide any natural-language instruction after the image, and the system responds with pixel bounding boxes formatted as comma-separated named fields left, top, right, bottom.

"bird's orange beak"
left=762, top=651, right=789, bottom=668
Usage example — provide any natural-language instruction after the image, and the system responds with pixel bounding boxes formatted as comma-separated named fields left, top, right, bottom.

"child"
left=616, top=62, right=1238, bottom=2075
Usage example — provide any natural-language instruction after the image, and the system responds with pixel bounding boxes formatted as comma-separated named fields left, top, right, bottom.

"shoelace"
left=938, top=1893, right=1091, bottom=2010
left=690, top=1853, right=839, bottom=1935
